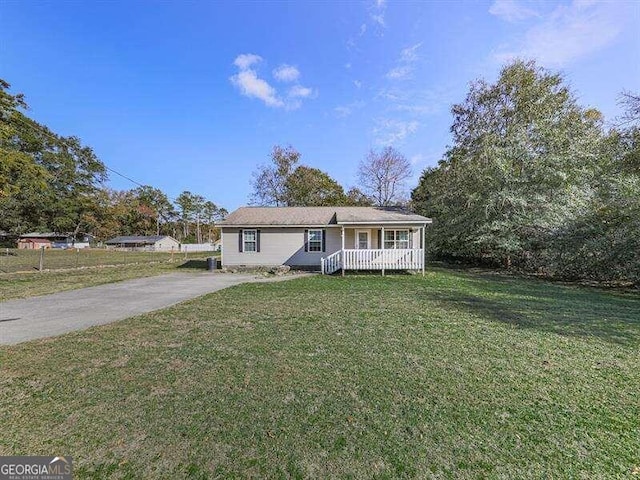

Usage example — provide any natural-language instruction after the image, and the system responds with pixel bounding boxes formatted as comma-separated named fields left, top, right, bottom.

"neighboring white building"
left=219, top=207, right=431, bottom=274
left=105, top=235, right=180, bottom=252
left=180, top=243, right=216, bottom=252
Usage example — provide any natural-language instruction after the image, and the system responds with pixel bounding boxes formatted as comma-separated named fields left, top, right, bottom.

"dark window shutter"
left=322, top=229, right=326, bottom=252
left=256, top=230, right=261, bottom=252
left=238, top=229, right=243, bottom=253
left=304, top=229, right=308, bottom=252
left=377, top=230, right=382, bottom=249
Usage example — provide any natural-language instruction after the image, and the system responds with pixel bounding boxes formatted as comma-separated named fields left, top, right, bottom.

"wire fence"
left=0, top=248, right=219, bottom=274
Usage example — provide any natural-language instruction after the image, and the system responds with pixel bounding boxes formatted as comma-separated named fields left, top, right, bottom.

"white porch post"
left=421, top=225, right=426, bottom=277
left=341, top=225, right=345, bottom=277
left=381, top=226, right=385, bottom=277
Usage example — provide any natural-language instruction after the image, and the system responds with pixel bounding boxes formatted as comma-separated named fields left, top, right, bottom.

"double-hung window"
left=384, top=230, right=410, bottom=249
left=243, top=229, right=257, bottom=252
left=308, top=229, right=323, bottom=252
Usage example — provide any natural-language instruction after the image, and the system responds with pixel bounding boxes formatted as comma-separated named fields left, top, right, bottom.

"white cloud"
left=359, top=23, right=367, bottom=36
left=233, top=53, right=262, bottom=70
left=335, top=106, right=352, bottom=118
left=400, top=43, right=422, bottom=62
left=288, top=85, right=315, bottom=98
left=230, top=69, right=284, bottom=108
left=386, top=43, right=422, bottom=80
left=489, top=0, right=539, bottom=22
left=386, top=66, right=412, bottom=80
left=373, top=118, right=419, bottom=145
left=334, top=100, right=366, bottom=118
left=369, top=0, right=387, bottom=28
left=230, top=53, right=316, bottom=109
left=395, top=87, right=452, bottom=115
left=492, top=1, right=630, bottom=67
left=273, top=64, right=300, bottom=82
left=353, top=80, right=362, bottom=88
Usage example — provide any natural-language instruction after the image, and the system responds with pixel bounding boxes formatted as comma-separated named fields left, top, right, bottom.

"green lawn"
left=0, top=248, right=217, bottom=274
left=0, top=256, right=218, bottom=301
left=1, top=269, right=638, bottom=478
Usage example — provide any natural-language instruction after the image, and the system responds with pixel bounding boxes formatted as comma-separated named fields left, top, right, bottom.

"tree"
left=284, top=166, right=348, bottom=206
left=345, top=187, right=373, bottom=206
left=191, top=194, right=206, bottom=244
left=250, top=145, right=300, bottom=205
left=0, top=79, right=107, bottom=236
left=412, top=60, right=604, bottom=269
left=202, top=200, right=219, bottom=242
left=133, top=186, right=174, bottom=236
left=618, top=91, right=640, bottom=125
left=358, top=146, right=412, bottom=206
left=175, top=191, right=195, bottom=239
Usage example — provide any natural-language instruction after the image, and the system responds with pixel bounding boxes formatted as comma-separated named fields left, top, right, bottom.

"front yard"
left=0, top=255, right=218, bottom=301
left=0, top=269, right=638, bottom=478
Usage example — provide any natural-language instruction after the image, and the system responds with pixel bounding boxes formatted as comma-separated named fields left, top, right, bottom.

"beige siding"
left=343, top=227, right=420, bottom=248
left=221, top=225, right=424, bottom=267
left=222, top=227, right=341, bottom=267
left=154, top=237, right=180, bottom=252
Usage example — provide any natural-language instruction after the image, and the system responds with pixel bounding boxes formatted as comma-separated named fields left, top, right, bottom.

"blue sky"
left=2, top=0, right=639, bottom=210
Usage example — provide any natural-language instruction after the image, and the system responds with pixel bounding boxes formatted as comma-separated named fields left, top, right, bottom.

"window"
left=308, top=229, right=323, bottom=252
left=384, top=230, right=410, bottom=249
left=243, top=229, right=257, bottom=252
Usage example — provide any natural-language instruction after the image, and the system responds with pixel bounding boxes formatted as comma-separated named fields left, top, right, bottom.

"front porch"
left=321, top=248, right=424, bottom=275
left=321, top=224, right=427, bottom=275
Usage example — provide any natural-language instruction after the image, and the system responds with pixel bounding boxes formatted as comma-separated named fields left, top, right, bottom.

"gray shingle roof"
left=220, top=207, right=431, bottom=226
left=105, top=235, right=174, bottom=245
left=20, top=232, right=72, bottom=239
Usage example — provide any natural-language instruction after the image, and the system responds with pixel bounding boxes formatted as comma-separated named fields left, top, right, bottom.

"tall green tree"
left=0, top=79, right=107, bottom=235
left=547, top=92, right=640, bottom=283
left=284, top=166, right=349, bottom=206
left=133, top=185, right=174, bottom=236
left=412, top=60, right=604, bottom=268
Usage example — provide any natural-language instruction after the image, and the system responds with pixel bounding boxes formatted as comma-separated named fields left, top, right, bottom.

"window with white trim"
left=243, top=229, right=257, bottom=252
left=384, top=229, right=410, bottom=249
left=308, top=229, right=323, bottom=252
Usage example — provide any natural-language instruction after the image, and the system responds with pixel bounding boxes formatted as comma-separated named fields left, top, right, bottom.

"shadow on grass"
left=343, top=270, right=414, bottom=277
left=176, top=260, right=208, bottom=270
left=430, top=269, right=640, bottom=347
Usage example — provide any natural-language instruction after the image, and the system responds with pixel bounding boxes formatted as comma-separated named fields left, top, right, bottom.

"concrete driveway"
left=0, top=272, right=306, bottom=345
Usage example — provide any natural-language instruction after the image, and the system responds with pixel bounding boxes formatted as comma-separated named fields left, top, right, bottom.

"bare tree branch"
left=358, top=146, right=412, bottom=206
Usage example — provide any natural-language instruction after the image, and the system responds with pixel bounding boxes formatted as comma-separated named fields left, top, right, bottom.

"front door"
left=356, top=230, right=370, bottom=249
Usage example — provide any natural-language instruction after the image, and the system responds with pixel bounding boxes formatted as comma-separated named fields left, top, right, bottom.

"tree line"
left=0, top=80, right=226, bottom=244
left=250, top=145, right=413, bottom=207
left=411, top=61, right=639, bottom=285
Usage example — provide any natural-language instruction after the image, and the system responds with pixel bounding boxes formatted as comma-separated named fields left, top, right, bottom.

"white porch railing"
left=321, top=248, right=424, bottom=274
left=344, top=248, right=424, bottom=270
left=321, top=250, right=343, bottom=275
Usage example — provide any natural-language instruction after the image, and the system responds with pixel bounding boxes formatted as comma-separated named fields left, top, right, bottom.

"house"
left=17, top=232, right=92, bottom=249
left=105, top=235, right=180, bottom=252
left=17, top=237, right=52, bottom=250
left=219, top=207, right=432, bottom=274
